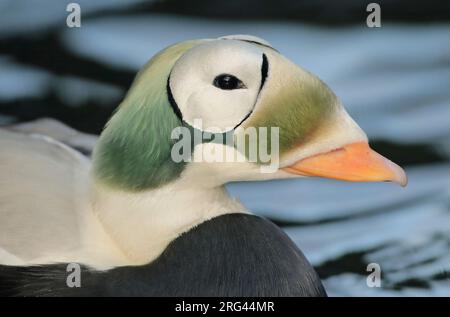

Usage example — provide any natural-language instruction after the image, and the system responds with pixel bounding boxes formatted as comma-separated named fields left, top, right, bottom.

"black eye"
left=213, top=74, right=246, bottom=90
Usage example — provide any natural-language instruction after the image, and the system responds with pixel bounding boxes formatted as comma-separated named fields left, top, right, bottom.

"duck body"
left=0, top=214, right=325, bottom=297
left=0, top=35, right=406, bottom=296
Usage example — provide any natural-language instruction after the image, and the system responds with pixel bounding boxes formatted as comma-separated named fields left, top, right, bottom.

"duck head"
left=93, top=35, right=407, bottom=191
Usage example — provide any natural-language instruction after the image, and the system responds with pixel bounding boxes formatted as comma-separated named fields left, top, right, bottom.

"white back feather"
left=0, top=129, right=126, bottom=268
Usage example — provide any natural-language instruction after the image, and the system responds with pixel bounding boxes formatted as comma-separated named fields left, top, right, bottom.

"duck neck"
left=90, top=172, right=247, bottom=265
left=90, top=98, right=246, bottom=264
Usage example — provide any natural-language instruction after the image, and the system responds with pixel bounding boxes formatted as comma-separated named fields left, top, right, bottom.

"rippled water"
left=0, top=2, right=449, bottom=296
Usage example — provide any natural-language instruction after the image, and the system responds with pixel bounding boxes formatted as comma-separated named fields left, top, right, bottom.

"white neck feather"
left=91, top=170, right=247, bottom=265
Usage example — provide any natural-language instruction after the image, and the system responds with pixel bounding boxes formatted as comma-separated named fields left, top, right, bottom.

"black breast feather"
left=0, top=213, right=326, bottom=297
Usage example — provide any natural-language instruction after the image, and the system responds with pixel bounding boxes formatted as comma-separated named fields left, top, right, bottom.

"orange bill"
left=282, top=142, right=407, bottom=187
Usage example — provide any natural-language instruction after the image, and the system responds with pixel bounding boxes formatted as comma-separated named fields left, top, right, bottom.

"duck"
left=0, top=35, right=407, bottom=296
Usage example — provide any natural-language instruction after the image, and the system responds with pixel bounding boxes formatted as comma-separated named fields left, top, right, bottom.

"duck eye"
left=213, top=74, right=246, bottom=90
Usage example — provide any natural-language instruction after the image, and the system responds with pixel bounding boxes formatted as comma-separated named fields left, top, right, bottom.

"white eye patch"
left=168, top=40, right=268, bottom=132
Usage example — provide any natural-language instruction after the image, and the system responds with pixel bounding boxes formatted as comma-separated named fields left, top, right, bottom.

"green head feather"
left=93, top=40, right=203, bottom=191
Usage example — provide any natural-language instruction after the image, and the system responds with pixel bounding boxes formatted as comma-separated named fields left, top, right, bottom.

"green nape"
left=93, top=40, right=203, bottom=191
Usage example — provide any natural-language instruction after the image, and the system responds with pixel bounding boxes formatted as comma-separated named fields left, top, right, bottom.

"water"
left=0, top=5, right=449, bottom=296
